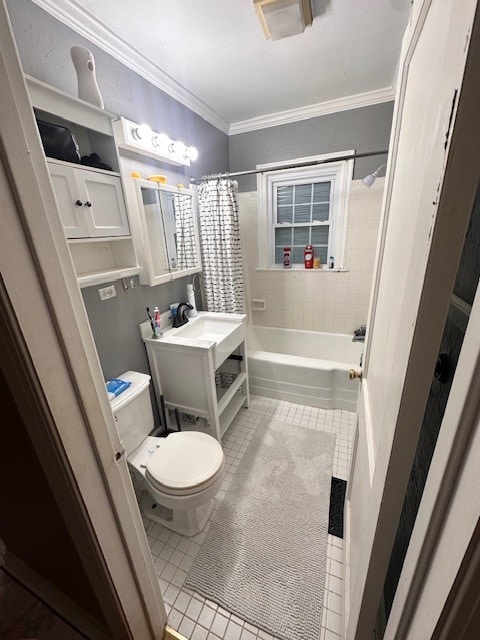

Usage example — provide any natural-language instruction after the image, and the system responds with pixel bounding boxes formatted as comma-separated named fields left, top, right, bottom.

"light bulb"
left=169, top=140, right=186, bottom=156
left=132, top=124, right=152, bottom=140
left=152, top=133, right=171, bottom=148
left=185, top=146, right=199, bottom=162
left=362, top=172, right=377, bottom=188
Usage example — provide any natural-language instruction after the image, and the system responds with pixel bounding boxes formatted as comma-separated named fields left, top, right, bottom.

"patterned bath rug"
left=185, top=419, right=336, bottom=640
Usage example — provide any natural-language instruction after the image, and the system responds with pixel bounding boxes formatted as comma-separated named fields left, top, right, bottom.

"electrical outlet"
left=98, top=284, right=116, bottom=301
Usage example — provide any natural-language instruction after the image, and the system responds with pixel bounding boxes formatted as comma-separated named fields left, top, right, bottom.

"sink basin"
left=174, top=315, right=239, bottom=341
left=173, top=312, right=246, bottom=369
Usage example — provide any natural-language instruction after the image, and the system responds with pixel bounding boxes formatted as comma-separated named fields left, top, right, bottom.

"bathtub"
left=247, top=326, right=364, bottom=411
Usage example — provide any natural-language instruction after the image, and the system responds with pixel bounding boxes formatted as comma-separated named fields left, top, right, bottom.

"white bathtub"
left=247, top=326, right=364, bottom=411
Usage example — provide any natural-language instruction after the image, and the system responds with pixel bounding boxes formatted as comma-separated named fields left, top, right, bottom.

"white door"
left=48, top=161, right=90, bottom=238
left=82, top=169, right=130, bottom=237
left=345, top=1, right=480, bottom=639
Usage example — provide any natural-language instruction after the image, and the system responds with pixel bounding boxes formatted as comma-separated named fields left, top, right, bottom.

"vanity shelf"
left=68, top=237, right=140, bottom=288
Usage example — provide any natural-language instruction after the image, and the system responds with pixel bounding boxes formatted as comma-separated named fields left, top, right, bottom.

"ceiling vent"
left=254, top=0, right=313, bottom=41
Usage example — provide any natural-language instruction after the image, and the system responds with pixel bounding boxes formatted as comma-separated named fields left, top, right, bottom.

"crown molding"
left=229, top=85, right=396, bottom=135
left=30, top=0, right=395, bottom=137
left=30, top=0, right=230, bottom=134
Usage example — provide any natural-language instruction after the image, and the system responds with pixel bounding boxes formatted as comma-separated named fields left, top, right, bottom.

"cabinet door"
left=48, top=162, right=89, bottom=238
left=81, top=171, right=130, bottom=237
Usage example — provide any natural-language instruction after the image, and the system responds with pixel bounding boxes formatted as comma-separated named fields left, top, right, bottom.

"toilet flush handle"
left=115, top=447, right=126, bottom=461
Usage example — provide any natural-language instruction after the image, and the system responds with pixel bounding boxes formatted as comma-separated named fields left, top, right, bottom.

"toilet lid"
left=145, top=431, right=224, bottom=490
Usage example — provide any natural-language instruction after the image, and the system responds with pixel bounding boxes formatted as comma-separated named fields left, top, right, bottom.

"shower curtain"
left=198, top=178, right=245, bottom=389
left=173, top=193, right=198, bottom=269
left=197, top=179, right=245, bottom=314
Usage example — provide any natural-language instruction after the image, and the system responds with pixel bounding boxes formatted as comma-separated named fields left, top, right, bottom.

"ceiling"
left=32, top=0, right=411, bottom=133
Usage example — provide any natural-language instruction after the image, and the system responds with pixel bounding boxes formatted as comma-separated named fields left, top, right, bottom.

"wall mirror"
left=135, top=181, right=202, bottom=287
left=159, top=189, right=202, bottom=280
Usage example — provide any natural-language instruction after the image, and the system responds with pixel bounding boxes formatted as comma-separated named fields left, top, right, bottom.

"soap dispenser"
left=186, top=283, right=198, bottom=317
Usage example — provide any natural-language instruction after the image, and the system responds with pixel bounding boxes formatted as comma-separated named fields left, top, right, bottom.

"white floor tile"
left=140, top=394, right=356, bottom=640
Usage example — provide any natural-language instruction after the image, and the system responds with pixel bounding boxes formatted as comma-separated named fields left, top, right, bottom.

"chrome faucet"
left=173, top=302, right=193, bottom=328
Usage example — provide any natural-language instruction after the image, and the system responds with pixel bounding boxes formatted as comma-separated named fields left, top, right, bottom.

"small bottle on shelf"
left=283, top=246, right=292, bottom=268
left=329, top=256, right=335, bottom=269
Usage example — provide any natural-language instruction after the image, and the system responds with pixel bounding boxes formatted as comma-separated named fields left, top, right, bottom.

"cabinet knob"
left=75, top=199, right=83, bottom=206
left=84, top=201, right=92, bottom=207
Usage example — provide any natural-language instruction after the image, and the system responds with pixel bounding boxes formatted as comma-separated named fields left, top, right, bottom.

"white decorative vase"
left=70, top=46, right=104, bottom=109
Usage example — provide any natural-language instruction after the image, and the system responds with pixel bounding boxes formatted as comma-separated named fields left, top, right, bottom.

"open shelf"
left=68, top=238, right=140, bottom=288
left=220, top=391, right=247, bottom=437
left=216, top=372, right=247, bottom=416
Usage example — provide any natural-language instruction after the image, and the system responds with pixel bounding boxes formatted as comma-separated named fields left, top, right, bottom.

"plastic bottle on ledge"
left=186, top=284, right=198, bottom=317
left=153, top=306, right=162, bottom=338
left=304, top=244, right=314, bottom=269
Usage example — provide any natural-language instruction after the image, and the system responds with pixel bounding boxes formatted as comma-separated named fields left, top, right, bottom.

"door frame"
left=0, top=2, right=166, bottom=637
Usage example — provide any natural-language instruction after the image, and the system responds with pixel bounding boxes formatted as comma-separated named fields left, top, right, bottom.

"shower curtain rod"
left=189, top=149, right=388, bottom=184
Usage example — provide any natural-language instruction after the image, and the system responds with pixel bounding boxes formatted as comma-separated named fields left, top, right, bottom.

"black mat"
left=328, top=477, right=347, bottom=538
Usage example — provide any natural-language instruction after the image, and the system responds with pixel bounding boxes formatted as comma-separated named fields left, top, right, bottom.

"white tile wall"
left=238, top=178, right=385, bottom=334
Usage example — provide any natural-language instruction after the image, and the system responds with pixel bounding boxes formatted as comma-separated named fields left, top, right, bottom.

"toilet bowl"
left=110, top=371, right=224, bottom=537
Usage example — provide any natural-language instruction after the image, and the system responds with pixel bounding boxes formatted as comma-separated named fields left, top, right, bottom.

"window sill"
left=255, top=267, right=349, bottom=273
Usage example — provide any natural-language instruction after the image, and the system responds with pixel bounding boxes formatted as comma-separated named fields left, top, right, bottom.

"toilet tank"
left=110, top=371, right=155, bottom=455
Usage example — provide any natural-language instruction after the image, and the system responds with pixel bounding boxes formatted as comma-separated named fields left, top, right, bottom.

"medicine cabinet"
left=132, top=179, right=202, bottom=287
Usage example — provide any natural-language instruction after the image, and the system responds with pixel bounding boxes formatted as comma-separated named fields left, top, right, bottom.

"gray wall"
left=7, top=0, right=226, bottom=427
left=229, top=102, right=394, bottom=192
left=81, top=276, right=193, bottom=427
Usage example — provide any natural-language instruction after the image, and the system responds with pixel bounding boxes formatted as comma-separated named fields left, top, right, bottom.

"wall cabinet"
left=26, top=76, right=141, bottom=288
left=132, top=179, right=202, bottom=287
left=48, top=160, right=130, bottom=239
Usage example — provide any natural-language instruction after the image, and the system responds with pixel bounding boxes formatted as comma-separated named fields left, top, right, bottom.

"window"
left=257, top=152, right=354, bottom=269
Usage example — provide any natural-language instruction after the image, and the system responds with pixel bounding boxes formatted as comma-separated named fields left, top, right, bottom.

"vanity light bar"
left=113, top=117, right=198, bottom=167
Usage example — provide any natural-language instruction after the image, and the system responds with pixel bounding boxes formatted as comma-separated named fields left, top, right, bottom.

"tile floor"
left=143, top=395, right=357, bottom=640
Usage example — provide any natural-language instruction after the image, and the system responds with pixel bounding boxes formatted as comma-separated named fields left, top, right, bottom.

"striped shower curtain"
left=173, top=193, right=198, bottom=269
left=198, top=178, right=245, bottom=389
left=197, top=179, right=244, bottom=313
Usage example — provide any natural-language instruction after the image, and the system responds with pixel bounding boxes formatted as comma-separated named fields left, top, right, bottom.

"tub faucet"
left=353, top=325, right=366, bottom=342
left=173, top=302, right=193, bottom=328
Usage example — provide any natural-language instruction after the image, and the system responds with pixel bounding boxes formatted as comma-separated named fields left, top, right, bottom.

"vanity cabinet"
left=133, top=179, right=202, bottom=287
left=48, top=160, right=130, bottom=238
left=141, top=313, right=250, bottom=442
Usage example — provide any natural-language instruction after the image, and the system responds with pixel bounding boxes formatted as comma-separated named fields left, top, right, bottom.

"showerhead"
left=362, top=164, right=387, bottom=188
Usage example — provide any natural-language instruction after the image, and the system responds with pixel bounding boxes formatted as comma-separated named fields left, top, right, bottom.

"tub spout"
left=353, top=325, right=366, bottom=342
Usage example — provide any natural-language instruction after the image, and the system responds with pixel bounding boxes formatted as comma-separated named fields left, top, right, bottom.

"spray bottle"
left=186, top=283, right=198, bottom=317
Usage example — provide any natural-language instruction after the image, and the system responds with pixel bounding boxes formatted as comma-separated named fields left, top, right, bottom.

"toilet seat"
left=145, top=431, right=224, bottom=496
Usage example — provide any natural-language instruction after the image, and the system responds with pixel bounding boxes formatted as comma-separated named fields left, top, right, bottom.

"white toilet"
left=110, top=370, right=225, bottom=537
